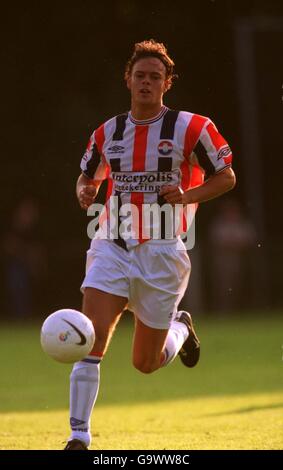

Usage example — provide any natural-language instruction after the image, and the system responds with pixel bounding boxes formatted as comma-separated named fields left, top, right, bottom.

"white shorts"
left=81, top=238, right=191, bottom=329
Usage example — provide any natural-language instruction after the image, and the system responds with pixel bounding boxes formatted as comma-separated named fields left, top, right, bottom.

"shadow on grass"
left=203, top=402, right=283, bottom=417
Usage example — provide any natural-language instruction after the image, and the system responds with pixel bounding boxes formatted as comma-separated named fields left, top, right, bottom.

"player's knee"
left=133, top=357, right=159, bottom=374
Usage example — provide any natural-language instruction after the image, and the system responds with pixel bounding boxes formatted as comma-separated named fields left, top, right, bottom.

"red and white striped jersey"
left=80, top=106, right=233, bottom=248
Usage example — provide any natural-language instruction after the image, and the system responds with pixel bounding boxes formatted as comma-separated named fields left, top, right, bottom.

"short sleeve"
left=192, top=119, right=233, bottom=178
left=80, top=130, right=107, bottom=181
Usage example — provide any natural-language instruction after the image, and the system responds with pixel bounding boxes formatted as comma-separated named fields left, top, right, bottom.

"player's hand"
left=159, top=185, right=186, bottom=206
left=78, top=185, right=98, bottom=210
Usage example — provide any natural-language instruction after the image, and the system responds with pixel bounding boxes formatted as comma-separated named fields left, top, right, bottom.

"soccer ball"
left=40, top=309, right=95, bottom=363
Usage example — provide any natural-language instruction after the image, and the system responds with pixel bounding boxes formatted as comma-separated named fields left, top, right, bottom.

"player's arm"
left=185, top=167, right=235, bottom=203
left=160, top=117, right=236, bottom=205
left=78, top=128, right=107, bottom=210
left=76, top=173, right=100, bottom=210
left=160, top=167, right=236, bottom=205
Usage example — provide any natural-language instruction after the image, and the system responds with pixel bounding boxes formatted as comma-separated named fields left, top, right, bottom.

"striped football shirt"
left=80, top=106, right=233, bottom=249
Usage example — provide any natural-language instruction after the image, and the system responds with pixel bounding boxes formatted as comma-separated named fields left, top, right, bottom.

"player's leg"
left=82, top=287, right=127, bottom=354
left=132, top=314, right=192, bottom=373
left=132, top=317, right=168, bottom=373
left=130, top=239, right=200, bottom=373
left=67, top=287, right=127, bottom=449
left=65, top=239, right=130, bottom=449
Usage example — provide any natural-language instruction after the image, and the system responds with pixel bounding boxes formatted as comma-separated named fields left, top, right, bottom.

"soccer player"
left=64, top=40, right=236, bottom=450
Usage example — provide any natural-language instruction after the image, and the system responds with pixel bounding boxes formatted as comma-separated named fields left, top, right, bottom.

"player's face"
left=127, top=57, right=169, bottom=107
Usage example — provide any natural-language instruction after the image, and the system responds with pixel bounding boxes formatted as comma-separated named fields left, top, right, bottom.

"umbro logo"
left=217, top=145, right=231, bottom=160
left=70, top=417, right=86, bottom=427
left=107, top=145, right=125, bottom=154
left=82, top=151, right=89, bottom=161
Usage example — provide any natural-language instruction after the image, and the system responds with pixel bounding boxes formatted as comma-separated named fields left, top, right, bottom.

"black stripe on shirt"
left=113, top=190, right=128, bottom=251
left=109, top=157, right=128, bottom=251
left=112, top=113, right=128, bottom=141
left=157, top=194, right=166, bottom=239
left=109, top=158, right=121, bottom=172
left=194, top=140, right=215, bottom=178
left=157, top=157, right=173, bottom=172
left=160, top=110, right=179, bottom=140
left=84, top=142, right=101, bottom=178
left=157, top=156, right=173, bottom=239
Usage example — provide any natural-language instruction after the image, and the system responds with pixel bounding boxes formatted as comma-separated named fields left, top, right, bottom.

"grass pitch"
left=0, top=313, right=282, bottom=450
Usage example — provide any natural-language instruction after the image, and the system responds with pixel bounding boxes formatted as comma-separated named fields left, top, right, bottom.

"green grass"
left=0, top=314, right=283, bottom=449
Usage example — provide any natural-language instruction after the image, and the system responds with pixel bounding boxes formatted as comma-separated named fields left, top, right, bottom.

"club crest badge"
left=158, top=141, right=173, bottom=156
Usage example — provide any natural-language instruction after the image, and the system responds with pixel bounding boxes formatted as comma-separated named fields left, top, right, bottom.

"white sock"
left=161, top=320, right=189, bottom=367
left=69, top=355, right=101, bottom=447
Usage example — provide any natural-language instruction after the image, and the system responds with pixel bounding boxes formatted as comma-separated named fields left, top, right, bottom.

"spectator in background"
left=1, top=196, right=46, bottom=318
left=208, top=198, right=256, bottom=312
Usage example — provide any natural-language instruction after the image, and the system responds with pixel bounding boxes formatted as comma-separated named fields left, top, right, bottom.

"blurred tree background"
left=0, top=0, right=282, bottom=319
